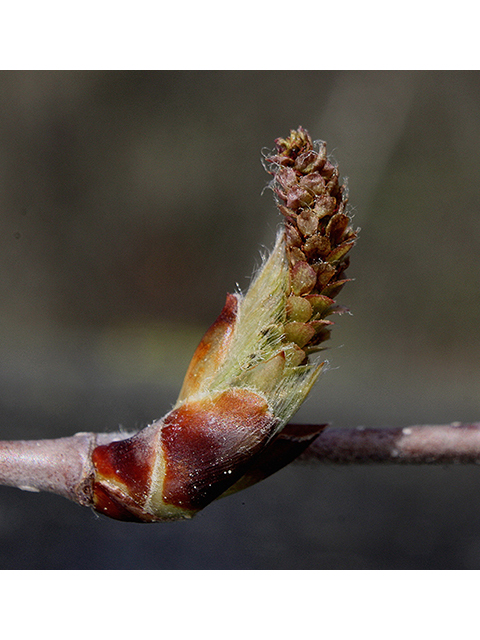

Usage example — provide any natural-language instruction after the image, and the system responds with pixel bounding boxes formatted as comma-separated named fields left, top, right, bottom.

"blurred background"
left=0, top=70, right=479, bottom=569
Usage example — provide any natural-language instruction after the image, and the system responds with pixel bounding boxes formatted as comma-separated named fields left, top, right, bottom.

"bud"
left=91, top=127, right=358, bottom=522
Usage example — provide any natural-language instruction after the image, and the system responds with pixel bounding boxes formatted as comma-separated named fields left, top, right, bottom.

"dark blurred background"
left=0, top=70, right=479, bottom=569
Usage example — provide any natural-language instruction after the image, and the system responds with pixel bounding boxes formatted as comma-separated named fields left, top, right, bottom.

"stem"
left=0, top=431, right=124, bottom=505
left=298, top=423, right=480, bottom=464
left=1, top=423, right=480, bottom=510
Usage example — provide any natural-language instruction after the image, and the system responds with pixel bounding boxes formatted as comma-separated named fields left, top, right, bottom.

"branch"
left=0, top=431, right=131, bottom=507
left=298, top=422, right=480, bottom=464
left=1, top=422, right=479, bottom=513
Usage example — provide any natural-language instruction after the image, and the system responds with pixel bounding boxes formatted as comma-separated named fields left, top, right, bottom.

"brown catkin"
left=264, top=127, right=358, bottom=360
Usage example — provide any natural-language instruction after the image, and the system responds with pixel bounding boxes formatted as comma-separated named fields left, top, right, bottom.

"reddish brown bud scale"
left=92, top=425, right=160, bottom=522
left=221, top=423, right=327, bottom=496
left=177, top=293, right=238, bottom=403
left=92, top=483, right=157, bottom=523
left=161, top=388, right=278, bottom=510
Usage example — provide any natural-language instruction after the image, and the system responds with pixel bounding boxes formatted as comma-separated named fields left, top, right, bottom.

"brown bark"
left=1, top=423, right=480, bottom=516
left=0, top=431, right=124, bottom=506
left=298, top=423, right=480, bottom=464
